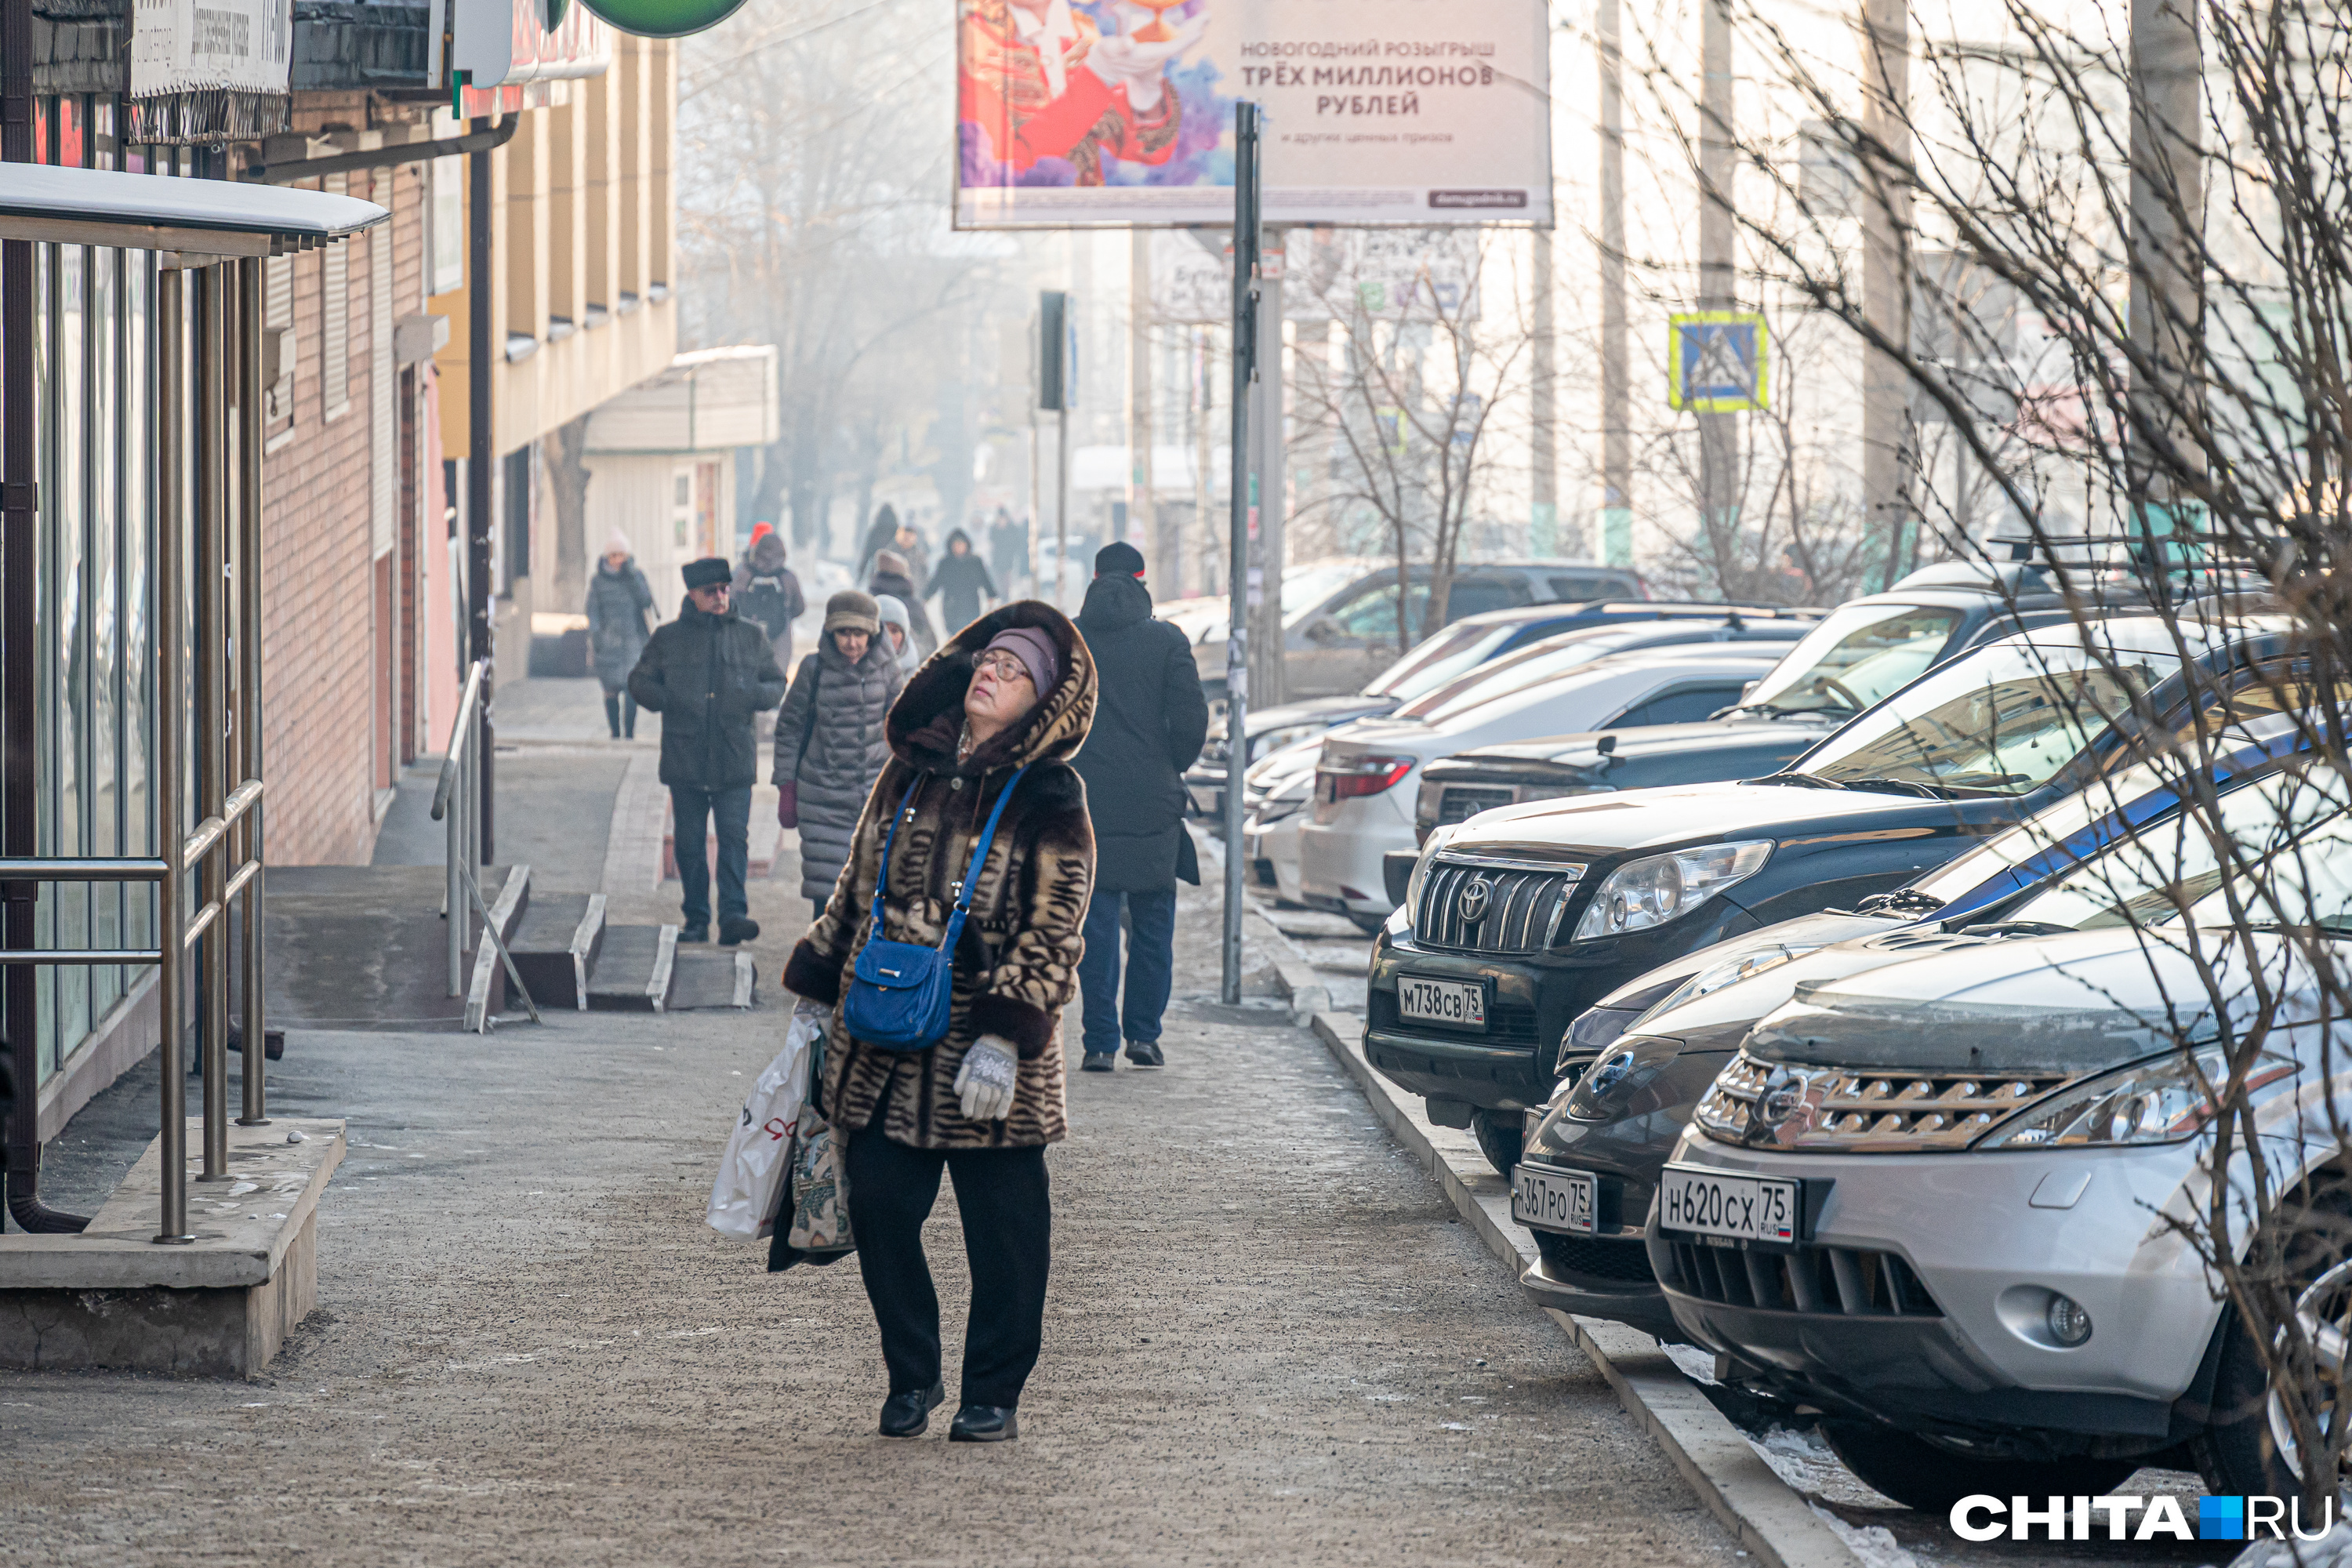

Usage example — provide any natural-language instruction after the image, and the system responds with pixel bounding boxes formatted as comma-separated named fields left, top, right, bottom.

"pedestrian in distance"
left=586, top=529, right=655, bottom=740
left=774, top=591, right=904, bottom=920
left=892, top=517, right=935, bottom=601
left=989, top=507, right=1026, bottom=590
left=782, top=603, right=1098, bottom=1444
left=931, top=527, right=999, bottom=637
left=873, top=593, right=924, bottom=680
left=732, top=527, right=805, bottom=673
left=1069, top=540, right=1209, bottom=1072
left=857, top=503, right=902, bottom=583
left=626, top=558, right=787, bottom=946
left=869, top=550, right=938, bottom=658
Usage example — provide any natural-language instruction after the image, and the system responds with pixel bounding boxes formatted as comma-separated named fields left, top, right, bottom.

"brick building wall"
left=260, top=143, right=426, bottom=866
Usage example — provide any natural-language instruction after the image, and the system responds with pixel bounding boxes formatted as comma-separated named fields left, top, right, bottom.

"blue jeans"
left=671, top=784, right=751, bottom=931
left=1078, top=887, right=1177, bottom=1054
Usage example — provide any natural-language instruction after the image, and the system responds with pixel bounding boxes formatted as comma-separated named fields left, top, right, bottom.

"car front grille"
left=1692, top=1051, right=2073, bottom=1152
left=1537, top=1230, right=1657, bottom=1285
left=1412, top=855, right=1585, bottom=954
left=1438, top=786, right=1515, bottom=826
left=1657, top=1238, right=1944, bottom=1316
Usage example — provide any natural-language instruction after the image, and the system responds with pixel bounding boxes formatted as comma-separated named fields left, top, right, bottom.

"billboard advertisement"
left=130, top=0, right=292, bottom=102
left=1150, top=227, right=1482, bottom=323
left=956, top=0, right=1552, bottom=230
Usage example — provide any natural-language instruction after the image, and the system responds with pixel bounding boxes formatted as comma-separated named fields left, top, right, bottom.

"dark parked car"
left=1368, top=615, right=2299, bottom=1174
left=1186, top=601, right=1812, bottom=822
left=1157, top=557, right=1650, bottom=706
left=1509, top=713, right=2316, bottom=1338
left=1409, top=557, right=2204, bottom=847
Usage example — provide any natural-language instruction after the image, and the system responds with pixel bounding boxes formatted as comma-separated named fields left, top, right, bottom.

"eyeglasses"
left=975, top=651, right=1033, bottom=684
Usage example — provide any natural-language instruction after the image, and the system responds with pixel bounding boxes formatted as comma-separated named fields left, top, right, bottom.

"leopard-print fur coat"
left=782, top=601, right=1097, bottom=1151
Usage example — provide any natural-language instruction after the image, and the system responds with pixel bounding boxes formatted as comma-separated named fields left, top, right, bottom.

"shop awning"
left=0, top=163, right=386, bottom=256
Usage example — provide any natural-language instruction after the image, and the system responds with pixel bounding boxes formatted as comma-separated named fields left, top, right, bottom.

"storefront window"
left=26, top=93, right=162, bottom=1085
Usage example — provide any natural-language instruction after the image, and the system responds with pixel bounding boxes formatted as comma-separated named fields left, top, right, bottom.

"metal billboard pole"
left=1220, top=103, right=1262, bottom=1005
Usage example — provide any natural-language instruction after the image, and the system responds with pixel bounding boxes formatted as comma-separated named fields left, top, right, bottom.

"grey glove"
left=953, top=1035, right=1020, bottom=1123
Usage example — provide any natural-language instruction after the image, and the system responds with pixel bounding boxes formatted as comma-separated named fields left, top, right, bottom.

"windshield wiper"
left=1736, top=702, right=1853, bottom=720
left=1859, top=888, right=1944, bottom=916
left=1757, top=771, right=1849, bottom=789
left=1833, top=776, right=2012, bottom=800
left=2248, top=920, right=2352, bottom=940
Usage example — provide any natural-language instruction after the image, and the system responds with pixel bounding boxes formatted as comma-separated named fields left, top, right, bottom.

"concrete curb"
left=1309, top=1010, right=1865, bottom=1568
left=1247, top=908, right=1330, bottom=1020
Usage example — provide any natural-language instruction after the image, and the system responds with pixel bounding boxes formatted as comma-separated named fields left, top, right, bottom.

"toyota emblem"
left=1457, top=878, right=1491, bottom=923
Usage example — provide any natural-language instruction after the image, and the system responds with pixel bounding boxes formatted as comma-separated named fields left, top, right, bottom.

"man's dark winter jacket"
left=1070, top=572, right=1209, bottom=893
left=626, top=597, right=789, bottom=790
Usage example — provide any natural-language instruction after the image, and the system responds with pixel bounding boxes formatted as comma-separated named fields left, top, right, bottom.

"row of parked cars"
left=1207, top=554, right=2349, bottom=1513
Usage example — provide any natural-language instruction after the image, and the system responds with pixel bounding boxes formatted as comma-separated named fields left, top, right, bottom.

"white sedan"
left=1298, top=644, right=1795, bottom=929
left=1240, top=738, right=1323, bottom=906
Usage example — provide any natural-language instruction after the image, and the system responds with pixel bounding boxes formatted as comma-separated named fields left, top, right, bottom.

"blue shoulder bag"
left=842, top=764, right=1032, bottom=1051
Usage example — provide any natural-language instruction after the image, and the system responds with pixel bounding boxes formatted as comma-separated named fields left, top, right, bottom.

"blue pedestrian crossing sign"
left=1668, top=312, right=1770, bottom=412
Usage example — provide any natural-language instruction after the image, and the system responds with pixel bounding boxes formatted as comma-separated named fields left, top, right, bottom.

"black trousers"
left=846, top=1125, right=1051, bottom=1409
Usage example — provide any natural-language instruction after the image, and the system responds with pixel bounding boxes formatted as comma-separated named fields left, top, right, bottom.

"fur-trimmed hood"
left=886, top=600, right=1098, bottom=775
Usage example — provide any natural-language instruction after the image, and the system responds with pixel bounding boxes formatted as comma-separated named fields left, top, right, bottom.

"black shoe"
left=948, top=1404, right=1018, bottom=1443
left=719, top=916, right=760, bottom=947
left=1080, top=1051, right=1116, bottom=1073
left=1124, top=1040, right=1165, bottom=1068
left=680, top=925, right=709, bottom=944
left=880, top=1381, right=946, bottom=1438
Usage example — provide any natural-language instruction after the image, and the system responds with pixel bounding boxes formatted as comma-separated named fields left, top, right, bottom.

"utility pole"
left=1221, top=103, right=1262, bottom=1007
left=467, top=122, right=496, bottom=862
left=1697, top=0, right=1738, bottom=551
left=2127, top=0, right=2203, bottom=565
left=1859, top=0, right=1915, bottom=585
left=1250, top=228, right=1286, bottom=709
left=1532, top=228, right=1558, bottom=556
left=1599, top=0, right=1633, bottom=568
left=1129, top=231, right=1156, bottom=574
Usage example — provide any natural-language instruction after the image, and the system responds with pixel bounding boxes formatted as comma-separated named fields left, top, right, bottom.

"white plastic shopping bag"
left=706, top=1004, right=826, bottom=1240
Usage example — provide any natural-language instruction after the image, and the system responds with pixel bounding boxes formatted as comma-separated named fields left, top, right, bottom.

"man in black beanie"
left=627, top=557, right=788, bottom=945
left=1069, top=539, right=1209, bottom=1070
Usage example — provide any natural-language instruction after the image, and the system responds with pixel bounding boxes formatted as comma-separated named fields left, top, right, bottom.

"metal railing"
left=0, top=258, right=271, bottom=1244
left=431, top=659, right=539, bottom=1025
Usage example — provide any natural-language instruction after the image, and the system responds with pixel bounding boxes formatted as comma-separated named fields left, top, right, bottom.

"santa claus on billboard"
left=960, top=0, right=1200, bottom=183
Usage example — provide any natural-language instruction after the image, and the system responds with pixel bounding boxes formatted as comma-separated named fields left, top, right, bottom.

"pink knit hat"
left=981, top=626, right=1058, bottom=695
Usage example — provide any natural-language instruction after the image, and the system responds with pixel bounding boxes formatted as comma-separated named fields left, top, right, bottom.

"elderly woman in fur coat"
left=782, top=601, right=1096, bottom=1446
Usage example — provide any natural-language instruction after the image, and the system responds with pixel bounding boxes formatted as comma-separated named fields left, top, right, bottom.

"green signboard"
left=578, top=0, right=746, bottom=38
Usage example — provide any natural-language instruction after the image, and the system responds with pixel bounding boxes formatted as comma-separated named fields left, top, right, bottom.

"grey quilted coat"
left=773, top=633, right=905, bottom=902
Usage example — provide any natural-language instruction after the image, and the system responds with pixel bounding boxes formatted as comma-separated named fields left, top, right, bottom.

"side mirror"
left=1304, top=618, right=1342, bottom=644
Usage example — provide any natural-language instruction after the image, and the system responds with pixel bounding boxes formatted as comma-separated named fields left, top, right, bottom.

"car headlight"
left=1573, top=842, right=1773, bottom=942
left=1642, top=943, right=1823, bottom=1022
left=1254, top=794, right=1305, bottom=826
left=1251, top=724, right=1323, bottom=763
left=1566, top=1034, right=1685, bottom=1122
left=1403, top=825, right=1461, bottom=916
left=1976, top=1044, right=2299, bottom=1149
